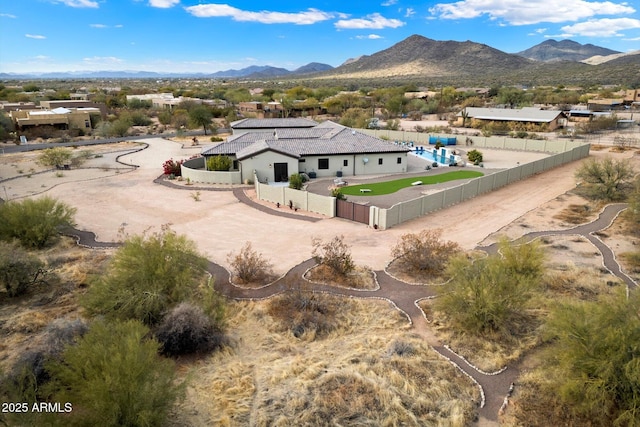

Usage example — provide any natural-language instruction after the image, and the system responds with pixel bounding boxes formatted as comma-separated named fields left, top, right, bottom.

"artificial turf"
left=339, top=170, right=484, bottom=196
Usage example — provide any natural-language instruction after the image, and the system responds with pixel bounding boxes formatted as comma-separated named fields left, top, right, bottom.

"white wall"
left=299, top=152, right=408, bottom=177
left=240, top=151, right=298, bottom=183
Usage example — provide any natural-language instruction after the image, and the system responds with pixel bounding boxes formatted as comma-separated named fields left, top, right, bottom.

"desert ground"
left=1, top=133, right=639, bottom=426
left=0, top=136, right=624, bottom=274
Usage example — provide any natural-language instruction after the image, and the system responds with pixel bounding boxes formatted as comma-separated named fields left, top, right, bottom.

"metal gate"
left=336, top=199, right=370, bottom=225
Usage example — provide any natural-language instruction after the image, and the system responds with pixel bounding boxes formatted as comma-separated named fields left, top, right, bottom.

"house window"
left=318, top=158, right=329, bottom=170
left=378, top=158, right=383, bottom=165
left=232, top=160, right=239, bottom=170
left=397, top=157, right=402, bottom=164
left=343, top=159, right=348, bottom=167
left=84, top=120, right=90, bottom=128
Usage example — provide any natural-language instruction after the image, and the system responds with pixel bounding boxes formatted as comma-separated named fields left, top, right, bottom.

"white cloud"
left=356, top=34, right=383, bottom=39
left=149, top=0, right=180, bottom=8
left=25, top=34, right=46, bottom=39
left=623, top=36, right=640, bottom=41
left=185, top=4, right=335, bottom=25
left=382, top=0, right=398, bottom=5
left=54, top=0, right=99, bottom=8
left=34, top=55, right=50, bottom=60
left=335, top=13, right=405, bottom=29
left=561, top=17, right=640, bottom=36
left=90, top=23, right=124, bottom=29
left=429, top=0, right=635, bottom=25
left=405, top=8, right=416, bottom=18
left=0, top=13, right=17, bottom=18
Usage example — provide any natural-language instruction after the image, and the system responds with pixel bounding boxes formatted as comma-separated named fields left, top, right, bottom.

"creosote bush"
left=0, top=196, right=76, bottom=249
left=391, top=229, right=460, bottom=277
left=227, top=241, right=274, bottom=284
left=311, top=235, right=354, bottom=276
left=575, top=156, right=636, bottom=201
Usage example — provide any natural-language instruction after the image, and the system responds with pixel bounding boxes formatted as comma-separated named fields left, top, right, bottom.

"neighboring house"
left=237, top=101, right=283, bottom=118
left=201, top=120, right=411, bottom=183
left=457, top=107, right=568, bottom=131
left=39, top=100, right=107, bottom=118
left=587, top=99, right=625, bottom=112
left=125, top=93, right=206, bottom=110
left=10, top=107, right=100, bottom=131
left=0, top=101, right=37, bottom=112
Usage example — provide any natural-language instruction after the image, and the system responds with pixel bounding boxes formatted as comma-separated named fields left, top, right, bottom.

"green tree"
left=82, top=227, right=209, bottom=325
left=189, top=105, right=213, bottom=135
left=206, top=155, right=232, bottom=171
left=435, top=240, right=543, bottom=336
left=626, top=177, right=640, bottom=228
left=157, top=109, right=172, bottom=125
left=37, top=147, right=73, bottom=168
left=46, top=319, right=184, bottom=427
left=544, top=290, right=640, bottom=426
left=575, top=157, right=636, bottom=201
left=497, top=87, right=527, bottom=108
left=0, top=196, right=76, bottom=249
left=0, top=241, right=44, bottom=297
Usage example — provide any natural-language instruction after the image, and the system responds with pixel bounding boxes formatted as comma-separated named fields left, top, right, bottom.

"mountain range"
left=1, top=35, right=638, bottom=85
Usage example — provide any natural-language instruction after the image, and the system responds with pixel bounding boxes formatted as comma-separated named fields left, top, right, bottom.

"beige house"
left=10, top=107, right=100, bottom=131
left=202, top=120, right=410, bottom=183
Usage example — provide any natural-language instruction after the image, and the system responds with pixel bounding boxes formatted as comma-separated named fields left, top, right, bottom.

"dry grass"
left=552, top=203, right=599, bottom=224
left=543, top=263, right=622, bottom=300
left=170, top=297, right=477, bottom=426
left=304, top=264, right=377, bottom=290
left=386, top=257, right=450, bottom=284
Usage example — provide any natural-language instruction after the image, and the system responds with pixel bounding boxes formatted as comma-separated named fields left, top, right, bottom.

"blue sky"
left=1, top=0, right=639, bottom=74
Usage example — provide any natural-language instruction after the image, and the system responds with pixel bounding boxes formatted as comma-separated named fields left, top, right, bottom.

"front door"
left=274, top=163, right=289, bottom=182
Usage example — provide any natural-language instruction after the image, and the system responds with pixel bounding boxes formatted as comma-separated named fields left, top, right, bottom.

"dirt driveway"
left=1, top=137, right=636, bottom=275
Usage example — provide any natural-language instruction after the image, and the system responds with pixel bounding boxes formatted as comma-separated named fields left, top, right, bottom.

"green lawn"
left=340, top=170, right=484, bottom=196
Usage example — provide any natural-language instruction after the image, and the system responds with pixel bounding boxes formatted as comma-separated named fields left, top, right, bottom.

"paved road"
left=63, top=200, right=635, bottom=425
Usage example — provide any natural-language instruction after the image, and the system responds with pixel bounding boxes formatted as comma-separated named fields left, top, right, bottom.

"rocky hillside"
left=516, top=39, right=620, bottom=62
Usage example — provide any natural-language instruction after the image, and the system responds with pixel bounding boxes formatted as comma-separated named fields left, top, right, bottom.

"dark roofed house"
left=202, top=120, right=410, bottom=183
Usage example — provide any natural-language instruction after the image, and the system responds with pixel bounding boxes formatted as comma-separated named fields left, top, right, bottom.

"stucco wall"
left=300, top=152, right=408, bottom=178
left=370, top=143, right=590, bottom=229
left=240, top=151, right=298, bottom=183
left=181, top=157, right=242, bottom=184
left=254, top=175, right=335, bottom=217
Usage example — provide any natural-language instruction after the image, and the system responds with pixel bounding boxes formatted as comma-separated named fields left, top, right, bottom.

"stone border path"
left=62, top=201, right=634, bottom=424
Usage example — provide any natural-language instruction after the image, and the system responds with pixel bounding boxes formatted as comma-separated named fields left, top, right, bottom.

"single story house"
left=457, top=107, right=568, bottom=131
left=10, top=107, right=101, bottom=131
left=202, top=120, right=411, bottom=183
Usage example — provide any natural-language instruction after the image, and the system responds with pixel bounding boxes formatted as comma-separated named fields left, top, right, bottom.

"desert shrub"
left=0, top=241, right=44, bottom=297
left=129, top=111, right=153, bottom=127
left=391, top=229, right=460, bottom=277
left=312, top=235, right=354, bottom=276
left=162, top=158, right=183, bottom=176
left=227, top=241, right=274, bottom=284
left=82, top=227, right=210, bottom=325
left=387, top=340, right=415, bottom=357
left=435, top=240, right=543, bottom=337
left=210, top=136, right=224, bottom=142
left=45, top=319, right=184, bottom=427
left=155, top=302, right=224, bottom=356
left=330, top=187, right=346, bottom=200
left=206, top=154, right=232, bottom=171
left=542, top=290, right=640, bottom=426
left=69, top=149, right=93, bottom=167
left=289, top=173, right=304, bottom=190
left=575, top=157, right=636, bottom=201
left=37, top=147, right=73, bottom=168
left=624, top=177, right=640, bottom=228
left=1, top=318, right=88, bottom=425
left=267, top=288, right=338, bottom=339
left=467, top=149, right=483, bottom=164
left=498, top=237, right=545, bottom=279
left=0, top=196, right=76, bottom=248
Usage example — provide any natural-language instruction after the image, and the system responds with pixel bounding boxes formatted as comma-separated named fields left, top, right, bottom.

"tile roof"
left=230, top=117, right=318, bottom=129
left=202, top=120, right=410, bottom=160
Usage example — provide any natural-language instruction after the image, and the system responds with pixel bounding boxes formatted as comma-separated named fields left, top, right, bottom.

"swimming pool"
left=410, top=147, right=456, bottom=166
